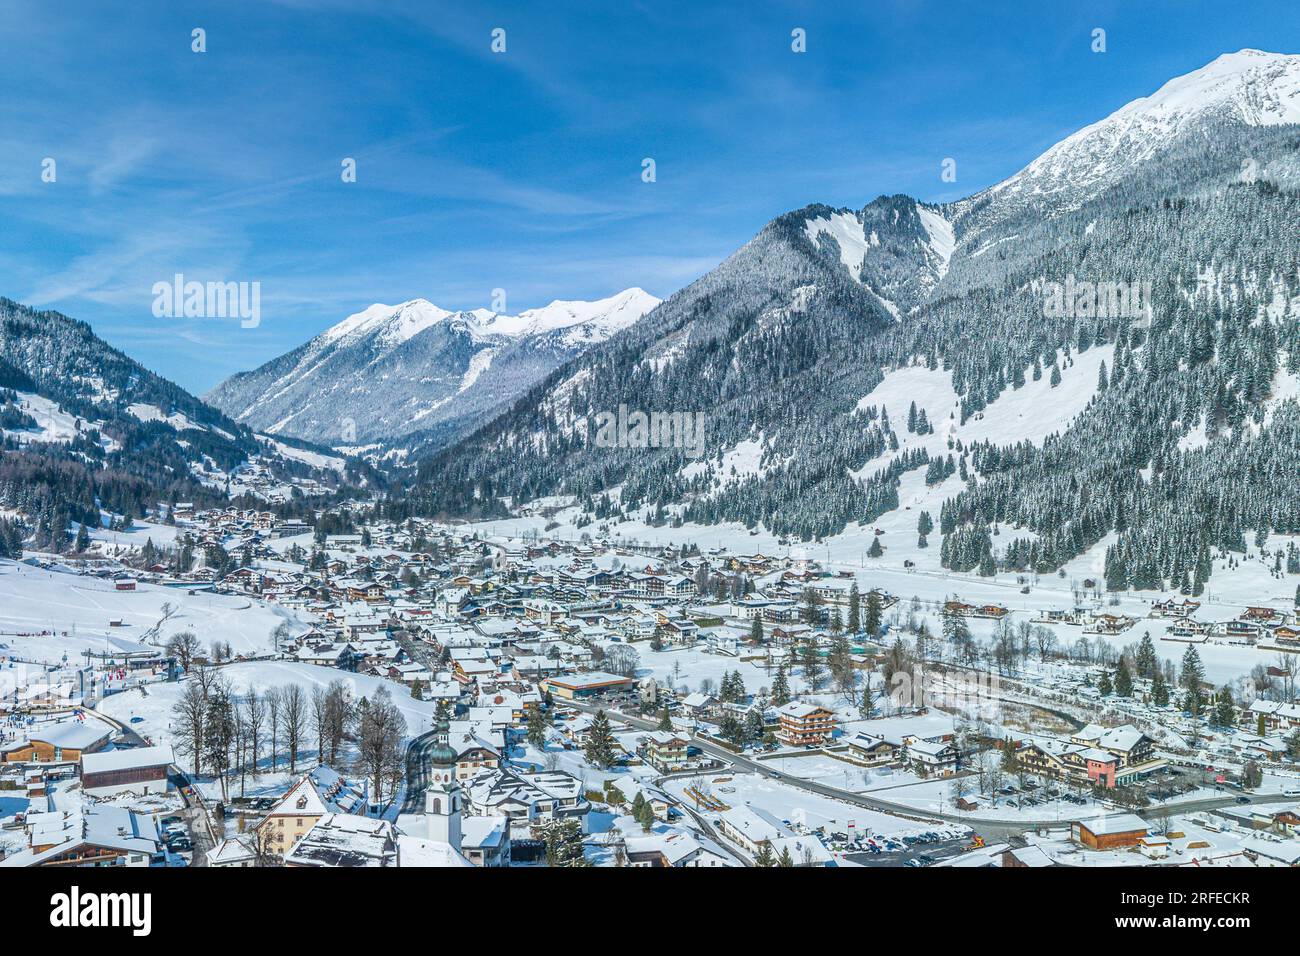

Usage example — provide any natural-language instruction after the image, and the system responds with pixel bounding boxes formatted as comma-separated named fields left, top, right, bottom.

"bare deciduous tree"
left=282, top=684, right=307, bottom=774
left=243, top=689, right=266, bottom=779
left=165, top=631, right=201, bottom=672
left=171, top=681, right=207, bottom=775
left=354, top=685, right=407, bottom=809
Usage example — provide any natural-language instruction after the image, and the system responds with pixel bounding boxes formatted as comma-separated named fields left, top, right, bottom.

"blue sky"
left=1, top=0, right=1296, bottom=392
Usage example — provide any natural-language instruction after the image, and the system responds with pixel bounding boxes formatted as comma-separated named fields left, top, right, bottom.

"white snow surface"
left=804, top=211, right=870, bottom=280
left=322, top=288, right=660, bottom=350
left=0, top=560, right=308, bottom=661
left=987, top=50, right=1300, bottom=209
left=916, top=207, right=955, bottom=279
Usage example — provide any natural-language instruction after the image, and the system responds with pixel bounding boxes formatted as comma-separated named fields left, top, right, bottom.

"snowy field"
left=661, top=770, right=970, bottom=841
left=0, top=559, right=309, bottom=666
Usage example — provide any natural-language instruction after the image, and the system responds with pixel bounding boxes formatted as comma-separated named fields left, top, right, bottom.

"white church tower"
left=423, top=710, right=462, bottom=852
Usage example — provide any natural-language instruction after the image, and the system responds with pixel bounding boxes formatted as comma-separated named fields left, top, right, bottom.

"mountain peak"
left=473, top=287, right=661, bottom=340
left=322, top=298, right=453, bottom=347
left=208, top=287, right=660, bottom=447
left=979, top=49, right=1300, bottom=220
left=1115, top=48, right=1300, bottom=127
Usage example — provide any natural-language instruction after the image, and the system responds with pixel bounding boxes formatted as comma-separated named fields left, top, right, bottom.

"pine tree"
left=1179, top=645, right=1205, bottom=689
left=800, top=644, right=825, bottom=692
left=1098, top=670, right=1113, bottom=696
left=864, top=589, right=883, bottom=636
left=847, top=582, right=861, bottom=633
left=771, top=666, right=791, bottom=706
left=1114, top=659, right=1133, bottom=697
left=755, top=842, right=776, bottom=866
left=527, top=705, right=549, bottom=749
left=657, top=707, right=673, bottom=731
left=584, top=709, right=617, bottom=769
left=544, top=819, right=589, bottom=867
left=1214, top=686, right=1236, bottom=728
left=1135, top=633, right=1157, bottom=679
left=858, top=673, right=875, bottom=718
left=1151, top=668, right=1170, bottom=707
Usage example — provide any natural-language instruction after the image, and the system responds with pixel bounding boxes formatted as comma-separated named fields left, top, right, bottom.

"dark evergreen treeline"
left=399, top=120, right=1300, bottom=591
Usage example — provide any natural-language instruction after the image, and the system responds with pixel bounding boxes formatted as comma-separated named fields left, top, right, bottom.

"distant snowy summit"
left=324, top=287, right=658, bottom=349
left=978, top=49, right=1300, bottom=217
left=205, top=288, right=660, bottom=451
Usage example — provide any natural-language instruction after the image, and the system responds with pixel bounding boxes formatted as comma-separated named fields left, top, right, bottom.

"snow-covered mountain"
left=205, top=288, right=660, bottom=450
left=408, top=47, right=1300, bottom=596
left=953, top=49, right=1300, bottom=249
left=0, top=297, right=355, bottom=532
left=995, top=49, right=1300, bottom=204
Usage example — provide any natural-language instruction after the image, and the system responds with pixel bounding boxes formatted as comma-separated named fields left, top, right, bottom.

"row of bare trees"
left=169, top=669, right=408, bottom=808
left=171, top=669, right=310, bottom=801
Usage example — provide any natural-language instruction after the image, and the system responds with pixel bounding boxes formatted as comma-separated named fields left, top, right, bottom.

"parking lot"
left=842, top=834, right=974, bottom=868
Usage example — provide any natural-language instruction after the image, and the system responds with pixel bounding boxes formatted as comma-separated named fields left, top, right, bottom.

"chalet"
left=1002, top=845, right=1057, bottom=867
left=460, top=816, right=511, bottom=867
left=1269, top=625, right=1300, bottom=647
left=1019, top=724, right=1158, bottom=788
left=1242, top=606, right=1285, bottom=623
left=2, top=719, right=112, bottom=764
left=656, top=615, right=699, bottom=645
left=625, top=831, right=732, bottom=867
left=1244, top=699, right=1300, bottom=732
left=80, top=744, right=174, bottom=798
left=903, top=737, right=958, bottom=776
left=255, top=774, right=332, bottom=855
left=1222, top=619, right=1261, bottom=641
left=450, top=731, right=501, bottom=781
left=642, top=731, right=690, bottom=773
left=1150, top=598, right=1200, bottom=619
left=296, top=642, right=358, bottom=669
left=775, top=702, right=836, bottom=747
left=1085, top=613, right=1136, bottom=635
left=284, top=815, right=398, bottom=868
left=465, top=769, right=591, bottom=833
left=523, top=598, right=567, bottom=625
left=206, top=836, right=257, bottom=868
left=0, top=805, right=161, bottom=868
left=1167, top=618, right=1210, bottom=639
left=770, top=623, right=812, bottom=645
left=607, top=779, right=677, bottom=821
left=1072, top=814, right=1148, bottom=850
left=681, top=692, right=719, bottom=717
left=716, top=804, right=791, bottom=855
left=844, top=732, right=899, bottom=765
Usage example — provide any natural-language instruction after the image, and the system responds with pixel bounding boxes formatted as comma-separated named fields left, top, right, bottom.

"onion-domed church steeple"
left=424, top=706, right=462, bottom=851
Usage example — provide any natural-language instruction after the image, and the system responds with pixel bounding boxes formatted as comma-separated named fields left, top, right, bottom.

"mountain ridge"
left=400, top=49, right=1300, bottom=598
left=205, top=287, right=661, bottom=450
